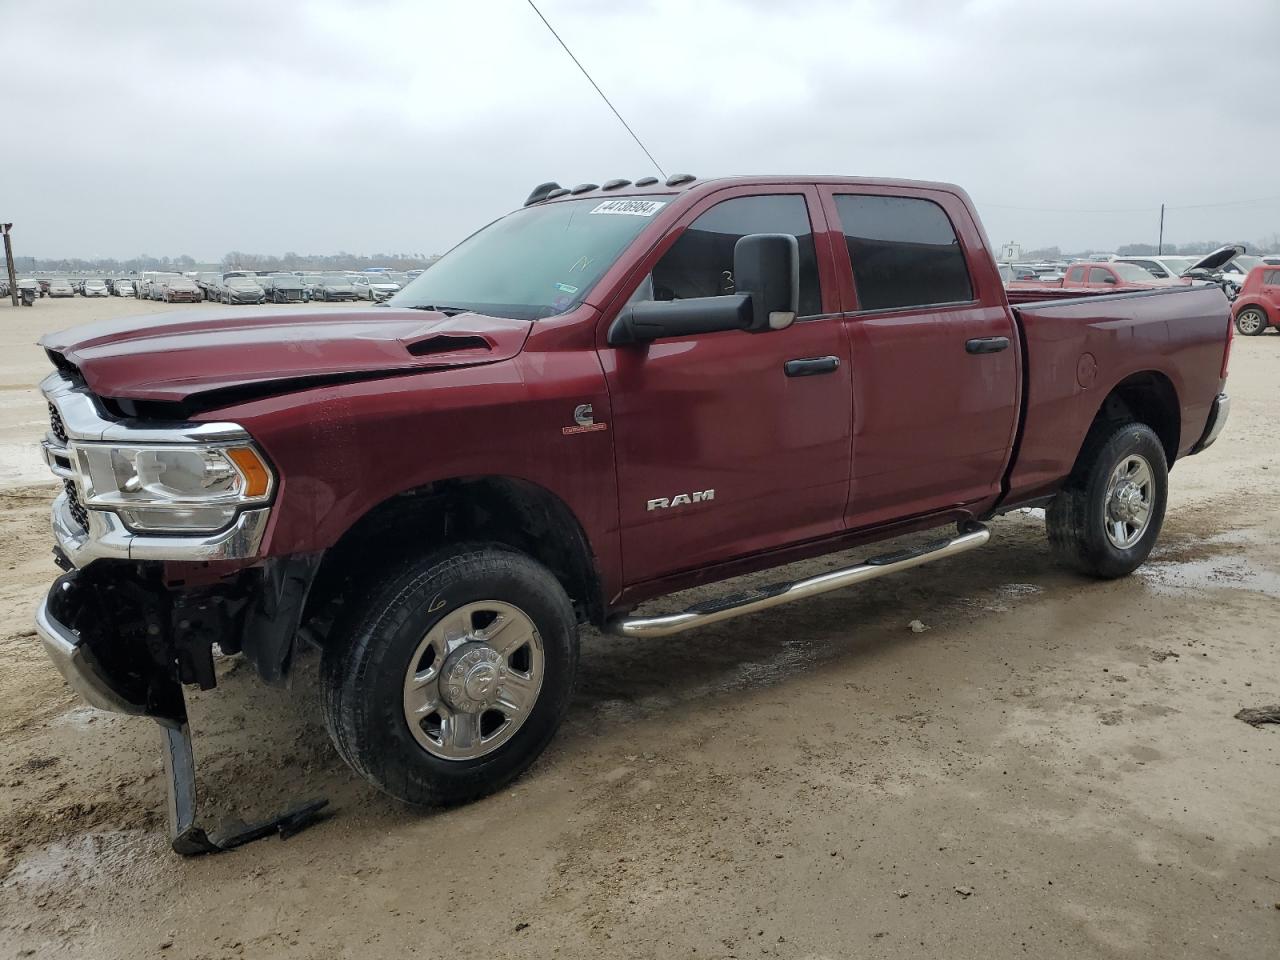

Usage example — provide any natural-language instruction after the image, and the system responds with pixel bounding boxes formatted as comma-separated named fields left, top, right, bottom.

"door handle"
left=784, top=356, right=840, bottom=377
left=965, top=337, right=1010, bottom=354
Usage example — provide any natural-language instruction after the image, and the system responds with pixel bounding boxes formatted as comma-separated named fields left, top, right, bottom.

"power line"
left=524, top=0, right=666, bottom=179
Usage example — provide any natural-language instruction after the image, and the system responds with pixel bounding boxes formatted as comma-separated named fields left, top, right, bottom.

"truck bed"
left=1005, top=285, right=1230, bottom=503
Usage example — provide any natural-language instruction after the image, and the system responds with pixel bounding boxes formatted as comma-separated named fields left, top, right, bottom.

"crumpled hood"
left=41, top=305, right=532, bottom=408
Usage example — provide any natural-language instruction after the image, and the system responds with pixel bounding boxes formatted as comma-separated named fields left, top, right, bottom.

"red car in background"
left=1061, top=262, right=1185, bottom=291
left=1231, top=264, right=1280, bottom=335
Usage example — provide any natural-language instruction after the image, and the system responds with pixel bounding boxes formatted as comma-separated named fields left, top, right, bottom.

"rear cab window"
left=831, top=195, right=973, bottom=310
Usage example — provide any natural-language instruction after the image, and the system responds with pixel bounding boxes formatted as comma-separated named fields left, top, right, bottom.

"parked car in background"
left=161, top=277, right=203, bottom=303
left=265, top=274, right=306, bottom=303
left=195, top=273, right=222, bottom=300
left=1061, top=262, right=1182, bottom=291
left=1113, top=256, right=1201, bottom=280
left=220, top=276, right=266, bottom=304
left=299, top=275, right=325, bottom=300
left=36, top=278, right=50, bottom=297
left=115, top=279, right=136, bottom=297
left=48, top=279, right=75, bottom=298
left=353, top=274, right=400, bottom=301
left=1231, top=264, right=1280, bottom=336
left=1220, top=255, right=1262, bottom=297
left=312, top=277, right=357, bottom=301
left=82, top=279, right=109, bottom=298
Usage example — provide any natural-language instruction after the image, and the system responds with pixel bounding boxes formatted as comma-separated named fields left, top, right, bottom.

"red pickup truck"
left=34, top=175, right=1232, bottom=853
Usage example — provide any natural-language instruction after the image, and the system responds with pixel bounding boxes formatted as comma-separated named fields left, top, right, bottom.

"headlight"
left=71, top=443, right=273, bottom=533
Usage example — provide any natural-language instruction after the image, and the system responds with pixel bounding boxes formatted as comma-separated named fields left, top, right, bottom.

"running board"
left=605, top=522, right=991, bottom=639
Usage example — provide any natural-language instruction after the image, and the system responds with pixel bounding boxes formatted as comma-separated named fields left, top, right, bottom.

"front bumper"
left=35, top=579, right=150, bottom=715
left=1190, top=392, right=1230, bottom=454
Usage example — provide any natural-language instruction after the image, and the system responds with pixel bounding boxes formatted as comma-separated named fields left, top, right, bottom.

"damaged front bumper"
left=34, top=564, right=327, bottom=855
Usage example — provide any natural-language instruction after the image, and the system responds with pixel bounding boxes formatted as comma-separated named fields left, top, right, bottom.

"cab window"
left=648, top=195, right=823, bottom=317
left=834, top=195, right=973, bottom=310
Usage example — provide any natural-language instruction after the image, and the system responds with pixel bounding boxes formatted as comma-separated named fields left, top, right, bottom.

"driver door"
left=599, top=187, right=853, bottom=586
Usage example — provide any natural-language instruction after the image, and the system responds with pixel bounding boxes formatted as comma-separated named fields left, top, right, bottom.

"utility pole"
left=1157, top=204, right=1165, bottom=256
left=2, top=224, right=18, bottom=306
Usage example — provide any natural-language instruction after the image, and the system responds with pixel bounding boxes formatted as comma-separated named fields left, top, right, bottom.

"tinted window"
left=1068, top=266, right=1085, bottom=282
left=650, top=195, right=822, bottom=317
left=1088, top=267, right=1114, bottom=284
left=834, top=195, right=973, bottom=310
left=1264, top=270, right=1280, bottom=285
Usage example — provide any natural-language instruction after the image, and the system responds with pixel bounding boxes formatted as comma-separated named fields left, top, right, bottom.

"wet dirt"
left=0, top=299, right=1277, bottom=958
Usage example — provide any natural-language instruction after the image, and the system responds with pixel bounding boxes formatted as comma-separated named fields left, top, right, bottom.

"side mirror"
left=1102, top=275, right=1118, bottom=285
left=606, top=232, right=800, bottom=346
left=733, top=233, right=799, bottom=331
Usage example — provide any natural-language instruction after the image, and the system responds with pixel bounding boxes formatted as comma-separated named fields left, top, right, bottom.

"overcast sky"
left=5, top=0, right=1280, bottom=260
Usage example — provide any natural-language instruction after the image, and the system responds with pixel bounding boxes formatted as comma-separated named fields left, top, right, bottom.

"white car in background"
left=48, top=279, right=75, bottom=298
left=1112, top=255, right=1202, bottom=280
left=82, top=279, right=109, bottom=297
left=352, top=275, right=400, bottom=301
left=114, top=279, right=136, bottom=297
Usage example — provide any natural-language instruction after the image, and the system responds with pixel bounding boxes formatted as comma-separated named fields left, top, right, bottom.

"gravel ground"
left=0, top=297, right=1276, bottom=959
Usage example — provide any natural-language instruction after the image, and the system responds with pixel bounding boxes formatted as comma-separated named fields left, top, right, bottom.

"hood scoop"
left=402, top=332, right=493, bottom=358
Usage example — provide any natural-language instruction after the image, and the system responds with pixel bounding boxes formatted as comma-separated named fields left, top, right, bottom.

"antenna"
left=524, top=0, right=667, bottom=179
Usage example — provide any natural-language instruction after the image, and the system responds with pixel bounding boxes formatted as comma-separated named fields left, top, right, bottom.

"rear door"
left=600, top=186, right=852, bottom=585
left=817, top=186, right=1021, bottom=529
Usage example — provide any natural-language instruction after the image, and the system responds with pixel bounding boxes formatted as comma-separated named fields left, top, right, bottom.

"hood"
left=1186, top=244, right=1246, bottom=274
left=41, top=305, right=533, bottom=412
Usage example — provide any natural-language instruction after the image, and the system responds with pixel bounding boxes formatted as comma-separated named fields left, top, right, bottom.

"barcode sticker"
left=589, top=199, right=666, bottom=217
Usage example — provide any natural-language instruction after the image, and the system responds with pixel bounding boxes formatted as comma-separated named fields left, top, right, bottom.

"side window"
left=1136, top=260, right=1168, bottom=278
left=1264, top=269, right=1280, bottom=285
left=1088, top=267, right=1114, bottom=284
left=1067, top=266, right=1085, bottom=282
left=833, top=194, right=973, bottom=310
left=650, top=195, right=822, bottom=317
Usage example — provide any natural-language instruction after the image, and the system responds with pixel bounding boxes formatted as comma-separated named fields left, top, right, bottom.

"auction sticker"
left=590, top=199, right=666, bottom=217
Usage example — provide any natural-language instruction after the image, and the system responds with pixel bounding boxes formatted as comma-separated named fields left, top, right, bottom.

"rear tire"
left=1047, top=421, right=1167, bottom=579
left=321, top=544, right=579, bottom=807
left=1235, top=307, right=1268, bottom=336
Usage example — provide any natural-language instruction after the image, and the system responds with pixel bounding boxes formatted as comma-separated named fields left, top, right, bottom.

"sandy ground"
left=0, top=296, right=1276, bottom=959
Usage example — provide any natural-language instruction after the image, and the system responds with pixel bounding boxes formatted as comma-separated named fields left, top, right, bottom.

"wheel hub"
left=439, top=643, right=506, bottom=713
left=1109, top=481, right=1144, bottom=523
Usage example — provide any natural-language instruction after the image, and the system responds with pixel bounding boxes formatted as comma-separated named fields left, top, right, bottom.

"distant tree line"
left=1021, top=232, right=1280, bottom=261
left=18, top=251, right=441, bottom=273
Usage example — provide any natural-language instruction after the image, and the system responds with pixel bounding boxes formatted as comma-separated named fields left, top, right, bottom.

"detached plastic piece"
left=162, top=720, right=328, bottom=856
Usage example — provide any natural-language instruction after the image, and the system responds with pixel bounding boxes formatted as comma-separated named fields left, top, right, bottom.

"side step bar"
left=605, top=522, right=991, bottom=639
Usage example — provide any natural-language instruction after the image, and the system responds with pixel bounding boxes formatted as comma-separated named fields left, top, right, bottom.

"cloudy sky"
left=5, top=0, right=1280, bottom=260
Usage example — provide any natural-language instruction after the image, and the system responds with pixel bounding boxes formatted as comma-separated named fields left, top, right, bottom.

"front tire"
left=1235, top=307, right=1268, bottom=336
left=1047, top=421, right=1168, bottom=578
left=321, top=544, right=579, bottom=807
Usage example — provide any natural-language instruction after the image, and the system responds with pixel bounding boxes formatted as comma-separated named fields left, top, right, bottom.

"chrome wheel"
left=1104, top=454, right=1154, bottom=549
left=401, top=600, right=544, bottom=761
left=1236, top=308, right=1265, bottom=336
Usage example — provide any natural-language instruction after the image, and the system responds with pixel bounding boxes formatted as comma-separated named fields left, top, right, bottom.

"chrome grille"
left=63, top=479, right=89, bottom=531
left=49, top=403, right=68, bottom=443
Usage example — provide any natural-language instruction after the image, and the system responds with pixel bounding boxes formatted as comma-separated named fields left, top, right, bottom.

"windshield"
left=390, top=196, right=672, bottom=320
left=229, top=278, right=260, bottom=287
left=1231, top=256, right=1261, bottom=272
left=302, top=275, right=323, bottom=283
left=324, top=278, right=350, bottom=286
